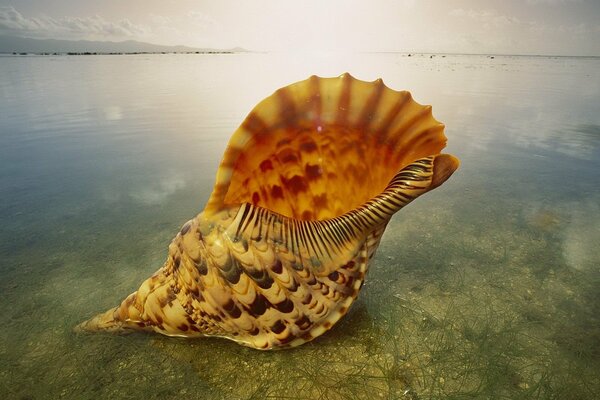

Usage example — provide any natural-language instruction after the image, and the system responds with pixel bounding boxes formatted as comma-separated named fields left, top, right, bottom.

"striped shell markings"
left=77, top=74, right=460, bottom=350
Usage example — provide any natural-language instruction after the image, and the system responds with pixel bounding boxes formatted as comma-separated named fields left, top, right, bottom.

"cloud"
left=558, top=22, right=600, bottom=35
left=449, top=8, right=522, bottom=28
left=129, top=174, right=186, bottom=206
left=526, top=0, right=582, bottom=4
left=0, top=6, right=147, bottom=40
left=100, top=172, right=187, bottom=206
left=103, top=106, right=123, bottom=121
left=186, top=11, right=218, bottom=28
left=144, top=11, right=221, bottom=47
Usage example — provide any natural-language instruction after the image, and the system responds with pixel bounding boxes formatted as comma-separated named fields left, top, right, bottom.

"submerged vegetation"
left=1, top=53, right=598, bottom=399
left=2, top=187, right=598, bottom=399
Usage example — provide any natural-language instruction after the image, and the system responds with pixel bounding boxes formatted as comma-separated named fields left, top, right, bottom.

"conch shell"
left=77, top=73, right=460, bottom=349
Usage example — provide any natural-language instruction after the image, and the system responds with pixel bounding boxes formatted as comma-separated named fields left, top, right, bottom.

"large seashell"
left=77, top=73, right=460, bottom=350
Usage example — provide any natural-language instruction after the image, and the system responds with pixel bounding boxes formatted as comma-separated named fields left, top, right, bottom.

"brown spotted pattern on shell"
left=77, top=74, right=460, bottom=350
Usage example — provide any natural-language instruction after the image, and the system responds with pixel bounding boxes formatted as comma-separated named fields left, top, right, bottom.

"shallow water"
left=1, top=53, right=599, bottom=399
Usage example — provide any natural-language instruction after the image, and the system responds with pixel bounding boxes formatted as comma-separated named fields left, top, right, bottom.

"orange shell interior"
left=206, top=74, right=447, bottom=221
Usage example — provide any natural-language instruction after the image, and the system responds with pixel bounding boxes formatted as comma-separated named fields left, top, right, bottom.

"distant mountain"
left=0, top=35, right=247, bottom=54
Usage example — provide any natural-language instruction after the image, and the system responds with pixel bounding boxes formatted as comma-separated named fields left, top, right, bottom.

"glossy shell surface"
left=77, top=74, right=459, bottom=349
left=206, top=73, right=447, bottom=219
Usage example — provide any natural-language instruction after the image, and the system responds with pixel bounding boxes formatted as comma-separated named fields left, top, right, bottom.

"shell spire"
left=77, top=74, right=459, bottom=349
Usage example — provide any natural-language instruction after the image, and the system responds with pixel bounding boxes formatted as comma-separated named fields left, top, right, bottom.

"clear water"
left=1, top=53, right=599, bottom=399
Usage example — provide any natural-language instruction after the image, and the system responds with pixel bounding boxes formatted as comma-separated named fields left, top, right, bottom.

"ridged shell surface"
left=77, top=74, right=459, bottom=350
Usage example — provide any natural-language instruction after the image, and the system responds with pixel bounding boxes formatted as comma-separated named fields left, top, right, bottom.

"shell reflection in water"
left=77, top=73, right=460, bottom=350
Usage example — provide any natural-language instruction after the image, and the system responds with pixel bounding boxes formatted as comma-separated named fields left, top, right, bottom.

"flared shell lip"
left=260, top=72, right=445, bottom=130
left=278, top=72, right=444, bottom=128
left=205, top=73, right=447, bottom=214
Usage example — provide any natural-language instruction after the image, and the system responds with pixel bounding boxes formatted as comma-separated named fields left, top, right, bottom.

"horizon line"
left=1, top=34, right=599, bottom=58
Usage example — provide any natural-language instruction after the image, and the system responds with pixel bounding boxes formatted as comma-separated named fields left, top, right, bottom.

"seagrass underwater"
left=1, top=52, right=599, bottom=399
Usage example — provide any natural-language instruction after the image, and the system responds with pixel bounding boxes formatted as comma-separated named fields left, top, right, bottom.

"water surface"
left=1, top=53, right=599, bottom=399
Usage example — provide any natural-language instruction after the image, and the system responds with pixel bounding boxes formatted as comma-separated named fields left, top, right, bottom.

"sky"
left=0, top=0, right=599, bottom=56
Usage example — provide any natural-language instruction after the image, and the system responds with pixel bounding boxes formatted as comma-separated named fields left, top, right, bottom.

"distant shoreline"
left=0, top=51, right=597, bottom=59
left=0, top=51, right=237, bottom=56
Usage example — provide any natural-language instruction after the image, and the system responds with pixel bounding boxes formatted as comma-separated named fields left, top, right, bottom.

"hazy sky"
left=1, top=0, right=598, bottom=55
